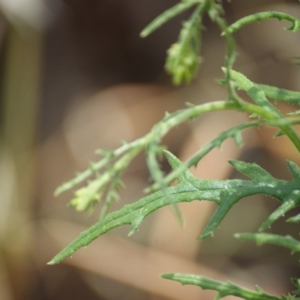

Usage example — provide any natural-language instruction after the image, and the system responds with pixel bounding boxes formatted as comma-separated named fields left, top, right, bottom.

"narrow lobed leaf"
left=287, top=213, right=300, bottom=224
left=259, top=192, right=300, bottom=232
left=199, top=191, right=241, bottom=239
left=50, top=150, right=300, bottom=266
left=258, top=84, right=300, bottom=105
left=140, top=1, right=198, bottom=38
left=225, top=11, right=300, bottom=35
left=161, top=273, right=282, bottom=300
left=235, top=233, right=300, bottom=254
left=229, top=160, right=275, bottom=182
left=287, top=161, right=300, bottom=181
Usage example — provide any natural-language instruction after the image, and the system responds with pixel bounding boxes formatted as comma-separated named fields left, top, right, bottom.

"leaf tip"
left=140, top=30, right=147, bottom=38
left=54, top=187, right=62, bottom=197
left=199, top=231, right=213, bottom=240
left=258, top=224, right=268, bottom=232
left=234, top=233, right=241, bottom=239
left=47, top=259, right=56, bottom=266
left=161, top=273, right=172, bottom=279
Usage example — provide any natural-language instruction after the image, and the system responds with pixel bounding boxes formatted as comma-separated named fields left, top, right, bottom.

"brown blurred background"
left=1, top=0, right=300, bottom=299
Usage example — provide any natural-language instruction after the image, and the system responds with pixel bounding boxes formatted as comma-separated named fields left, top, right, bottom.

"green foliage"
left=50, top=1, right=300, bottom=299
left=161, top=273, right=300, bottom=300
left=48, top=152, right=300, bottom=265
left=234, top=233, right=300, bottom=256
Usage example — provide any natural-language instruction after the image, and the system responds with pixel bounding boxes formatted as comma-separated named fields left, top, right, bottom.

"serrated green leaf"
left=229, top=69, right=300, bottom=152
left=287, top=213, right=300, bottom=223
left=287, top=161, right=300, bottom=180
left=161, top=273, right=281, bottom=300
left=287, top=110, right=300, bottom=116
left=140, top=1, right=198, bottom=38
left=229, top=160, right=275, bottom=182
left=291, top=278, right=300, bottom=295
left=235, top=233, right=300, bottom=254
left=199, top=190, right=241, bottom=239
left=50, top=151, right=300, bottom=265
left=234, top=131, right=244, bottom=147
left=257, top=84, right=300, bottom=105
left=259, top=191, right=300, bottom=231
left=274, top=130, right=285, bottom=137
left=225, top=11, right=300, bottom=35
left=164, top=150, right=193, bottom=183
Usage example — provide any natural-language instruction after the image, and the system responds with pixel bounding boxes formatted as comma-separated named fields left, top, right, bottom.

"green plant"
left=48, top=1, right=300, bottom=299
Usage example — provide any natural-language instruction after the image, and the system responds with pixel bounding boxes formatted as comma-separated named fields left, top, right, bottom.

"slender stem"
left=225, top=11, right=300, bottom=34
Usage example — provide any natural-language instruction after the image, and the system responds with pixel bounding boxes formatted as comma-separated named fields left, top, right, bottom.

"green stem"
left=140, top=0, right=199, bottom=38
left=225, top=11, right=300, bottom=34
